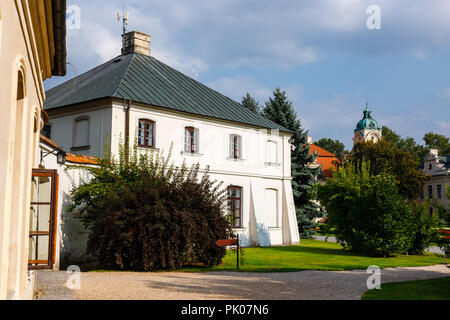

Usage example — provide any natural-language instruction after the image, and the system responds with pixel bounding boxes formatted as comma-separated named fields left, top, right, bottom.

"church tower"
left=353, top=103, right=382, bottom=145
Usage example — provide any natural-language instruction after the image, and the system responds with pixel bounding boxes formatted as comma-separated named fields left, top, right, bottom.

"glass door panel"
left=28, top=169, right=58, bottom=270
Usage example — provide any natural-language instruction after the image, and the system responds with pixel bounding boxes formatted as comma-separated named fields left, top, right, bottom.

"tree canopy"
left=317, top=161, right=439, bottom=256
left=241, top=92, right=261, bottom=113
left=423, top=132, right=450, bottom=155
left=351, top=139, right=429, bottom=199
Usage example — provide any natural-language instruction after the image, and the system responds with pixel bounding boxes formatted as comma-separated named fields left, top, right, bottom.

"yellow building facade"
left=0, top=0, right=66, bottom=299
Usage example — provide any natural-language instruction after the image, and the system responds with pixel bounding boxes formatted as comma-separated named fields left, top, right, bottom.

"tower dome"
left=355, top=104, right=380, bottom=132
left=353, top=103, right=382, bottom=145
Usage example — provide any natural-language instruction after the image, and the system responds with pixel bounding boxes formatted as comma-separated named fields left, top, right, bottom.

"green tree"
left=351, top=139, right=429, bottom=199
left=408, top=201, right=441, bottom=255
left=317, top=161, right=415, bottom=257
left=262, top=87, right=321, bottom=238
left=314, top=138, right=346, bottom=161
left=381, top=126, right=427, bottom=163
left=423, top=132, right=450, bottom=155
left=241, top=92, right=261, bottom=113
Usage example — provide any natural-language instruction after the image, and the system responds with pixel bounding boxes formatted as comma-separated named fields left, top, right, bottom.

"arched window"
left=72, top=116, right=89, bottom=148
left=229, top=134, right=242, bottom=159
left=138, top=119, right=155, bottom=148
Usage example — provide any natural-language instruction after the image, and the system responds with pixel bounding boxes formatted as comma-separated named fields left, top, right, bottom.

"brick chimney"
left=122, top=31, right=151, bottom=56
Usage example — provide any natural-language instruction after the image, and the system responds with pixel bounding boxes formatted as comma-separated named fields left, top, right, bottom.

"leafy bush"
left=67, top=143, right=232, bottom=271
left=317, top=161, right=415, bottom=257
left=408, top=202, right=440, bottom=255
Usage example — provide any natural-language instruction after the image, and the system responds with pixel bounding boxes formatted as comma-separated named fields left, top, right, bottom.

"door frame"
left=28, top=169, right=59, bottom=270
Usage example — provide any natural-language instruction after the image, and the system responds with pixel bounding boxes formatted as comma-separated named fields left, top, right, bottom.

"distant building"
left=353, top=104, right=382, bottom=145
left=307, top=139, right=340, bottom=180
left=419, top=149, right=450, bottom=212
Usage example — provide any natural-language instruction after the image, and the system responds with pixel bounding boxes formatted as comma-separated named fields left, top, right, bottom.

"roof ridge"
left=111, top=54, right=136, bottom=98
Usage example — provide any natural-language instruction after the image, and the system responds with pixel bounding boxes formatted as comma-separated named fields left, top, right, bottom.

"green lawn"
left=362, top=276, right=450, bottom=300
left=180, top=239, right=443, bottom=272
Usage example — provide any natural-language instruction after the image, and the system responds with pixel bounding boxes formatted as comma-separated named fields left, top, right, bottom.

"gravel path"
left=35, top=264, right=449, bottom=300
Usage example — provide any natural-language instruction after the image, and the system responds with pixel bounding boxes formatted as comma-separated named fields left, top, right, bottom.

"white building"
left=420, top=149, right=450, bottom=212
left=353, top=104, right=382, bottom=145
left=0, top=0, right=66, bottom=299
left=43, top=31, right=300, bottom=254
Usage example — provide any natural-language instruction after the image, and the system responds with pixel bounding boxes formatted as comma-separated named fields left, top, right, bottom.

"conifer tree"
left=241, top=92, right=261, bottom=113
left=262, top=87, right=321, bottom=238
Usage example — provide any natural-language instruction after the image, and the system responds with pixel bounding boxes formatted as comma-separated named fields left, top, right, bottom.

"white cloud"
left=207, top=76, right=273, bottom=103
left=436, top=121, right=450, bottom=131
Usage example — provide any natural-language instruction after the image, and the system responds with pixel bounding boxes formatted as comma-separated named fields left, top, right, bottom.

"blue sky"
left=45, top=0, right=450, bottom=150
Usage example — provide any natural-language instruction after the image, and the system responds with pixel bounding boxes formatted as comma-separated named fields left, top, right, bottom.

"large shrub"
left=408, top=202, right=441, bottom=255
left=67, top=144, right=232, bottom=271
left=317, top=162, right=415, bottom=257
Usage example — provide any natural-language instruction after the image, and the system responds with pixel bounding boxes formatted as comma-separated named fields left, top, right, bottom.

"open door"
left=28, top=169, right=58, bottom=270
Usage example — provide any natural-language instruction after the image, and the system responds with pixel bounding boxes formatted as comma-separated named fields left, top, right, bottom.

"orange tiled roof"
left=40, top=134, right=99, bottom=165
left=66, top=153, right=99, bottom=165
left=309, top=144, right=337, bottom=158
left=309, top=144, right=341, bottom=178
left=40, top=134, right=62, bottom=150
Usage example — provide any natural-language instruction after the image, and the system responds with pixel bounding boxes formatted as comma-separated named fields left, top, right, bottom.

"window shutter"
left=184, top=128, right=190, bottom=152
left=236, top=136, right=241, bottom=159
left=229, top=135, right=234, bottom=158
left=194, top=128, right=199, bottom=153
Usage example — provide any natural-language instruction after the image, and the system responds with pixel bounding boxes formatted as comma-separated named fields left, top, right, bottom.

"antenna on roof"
left=117, top=6, right=129, bottom=35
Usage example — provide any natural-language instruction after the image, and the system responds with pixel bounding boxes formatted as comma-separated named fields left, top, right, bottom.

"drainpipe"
left=124, top=100, right=131, bottom=162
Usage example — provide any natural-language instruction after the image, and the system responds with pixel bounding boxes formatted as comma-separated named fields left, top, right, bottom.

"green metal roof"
left=44, top=53, right=291, bottom=133
left=355, top=104, right=380, bottom=132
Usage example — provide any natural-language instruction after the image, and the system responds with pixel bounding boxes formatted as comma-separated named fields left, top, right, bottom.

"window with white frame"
left=229, top=134, right=242, bottom=159
left=184, top=126, right=198, bottom=153
left=265, top=140, right=277, bottom=164
left=73, top=116, right=89, bottom=148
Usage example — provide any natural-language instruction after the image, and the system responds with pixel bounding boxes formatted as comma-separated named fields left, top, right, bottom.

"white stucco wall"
left=47, top=106, right=112, bottom=158
left=39, top=142, right=94, bottom=269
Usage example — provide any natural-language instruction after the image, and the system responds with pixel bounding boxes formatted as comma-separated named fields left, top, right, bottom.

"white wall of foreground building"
left=38, top=140, right=95, bottom=269
left=47, top=99, right=300, bottom=249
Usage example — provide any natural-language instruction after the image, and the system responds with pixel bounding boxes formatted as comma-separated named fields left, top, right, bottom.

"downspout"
left=124, top=100, right=131, bottom=162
